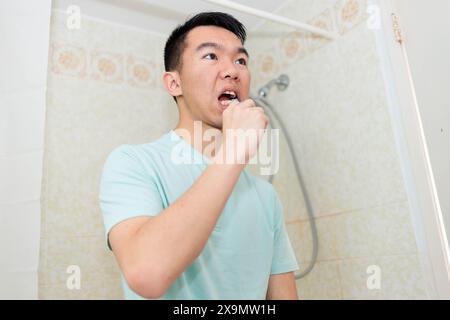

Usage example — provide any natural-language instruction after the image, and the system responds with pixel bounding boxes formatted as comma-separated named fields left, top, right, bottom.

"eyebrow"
left=195, top=42, right=249, bottom=59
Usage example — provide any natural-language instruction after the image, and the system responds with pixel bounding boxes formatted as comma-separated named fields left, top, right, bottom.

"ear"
left=163, top=71, right=182, bottom=98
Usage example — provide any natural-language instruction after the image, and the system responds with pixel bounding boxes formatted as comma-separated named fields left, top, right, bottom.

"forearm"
left=127, top=154, right=245, bottom=292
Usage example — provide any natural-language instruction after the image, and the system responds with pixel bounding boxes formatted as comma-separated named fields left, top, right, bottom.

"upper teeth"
left=224, top=91, right=236, bottom=98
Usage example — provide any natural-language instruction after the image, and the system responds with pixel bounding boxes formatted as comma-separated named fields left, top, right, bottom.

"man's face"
left=176, top=25, right=251, bottom=129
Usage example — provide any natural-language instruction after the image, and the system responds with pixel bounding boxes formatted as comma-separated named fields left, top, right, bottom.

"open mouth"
left=218, top=91, right=238, bottom=108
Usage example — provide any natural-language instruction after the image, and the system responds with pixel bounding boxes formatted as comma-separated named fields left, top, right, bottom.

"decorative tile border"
left=90, top=50, right=124, bottom=84
left=279, top=30, right=310, bottom=64
left=307, top=8, right=335, bottom=53
left=49, top=43, right=88, bottom=79
left=49, top=43, right=158, bottom=88
left=49, top=0, right=369, bottom=89
left=253, top=51, right=280, bottom=79
left=335, top=0, right=369, bottom=34
left=126, top=55, right=157, bottom=88
left=254, top=0, right=369, bottom=82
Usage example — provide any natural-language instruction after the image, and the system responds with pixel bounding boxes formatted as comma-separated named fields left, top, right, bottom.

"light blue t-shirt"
left=99, top=130, right=299, bottom=300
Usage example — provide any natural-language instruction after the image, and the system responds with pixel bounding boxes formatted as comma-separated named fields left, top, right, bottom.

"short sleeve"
left=99, top=145, right=164, bottom=250
left=270, top=190, right=300, bottom=275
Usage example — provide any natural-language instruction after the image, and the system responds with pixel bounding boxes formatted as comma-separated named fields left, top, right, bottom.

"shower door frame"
left=373, top=0, right=450, bottom=299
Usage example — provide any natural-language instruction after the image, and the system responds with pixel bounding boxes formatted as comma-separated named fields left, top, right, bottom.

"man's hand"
left=217, top=99, right=269, bottom=165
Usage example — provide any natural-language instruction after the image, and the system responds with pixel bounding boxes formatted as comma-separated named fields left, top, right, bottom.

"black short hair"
left=164, top=12, right=247, bottom=103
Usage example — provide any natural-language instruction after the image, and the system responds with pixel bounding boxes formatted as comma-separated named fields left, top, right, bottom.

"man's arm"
left=266, top=272, right=298, bottom=300
left=109, top=156, right=245, bottom=299
left=108, top=99, right=269, bottom=299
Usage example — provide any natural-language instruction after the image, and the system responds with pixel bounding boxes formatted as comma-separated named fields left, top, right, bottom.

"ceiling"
left=52, top=0, right=290, bottom=36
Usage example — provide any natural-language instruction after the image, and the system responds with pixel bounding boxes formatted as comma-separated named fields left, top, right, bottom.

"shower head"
left=257, top=74, right=290, bottom=98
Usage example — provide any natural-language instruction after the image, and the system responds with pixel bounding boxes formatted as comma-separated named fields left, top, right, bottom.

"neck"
left=173, top=109, right=222, bottom=159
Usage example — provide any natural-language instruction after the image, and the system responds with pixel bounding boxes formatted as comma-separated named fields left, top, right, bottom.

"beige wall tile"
left=39, top=277, right=123, bottom=300
left=287, top=217, right=337, bottom=263
left=333, top=202, right=418, bottom=259
left=296, top=260, right=342, bottom=299
left=39, top=236, right=121, bottom=287
left=339, top=254, right=429, bottom=299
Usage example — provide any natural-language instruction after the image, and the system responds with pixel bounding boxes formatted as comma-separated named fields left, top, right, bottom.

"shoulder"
left=103, top=144, right=143, bottom=171
left=104, top=133, right=172, bottom=165
left=102, top=133, right=172, bottom=178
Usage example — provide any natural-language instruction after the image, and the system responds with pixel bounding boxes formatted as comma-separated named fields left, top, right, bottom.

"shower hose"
left=253, top=96, right=319, bottom=280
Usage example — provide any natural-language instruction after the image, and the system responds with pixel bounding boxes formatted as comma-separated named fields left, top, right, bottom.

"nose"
left=219, top=60, right=239, bottom=81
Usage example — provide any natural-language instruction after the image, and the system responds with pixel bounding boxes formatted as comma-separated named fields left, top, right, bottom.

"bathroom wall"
left=39, top=0, right=434, bottom=300
left=38, top=11, right=177, bottom=298
left=246, top=0, right=432, bottom=299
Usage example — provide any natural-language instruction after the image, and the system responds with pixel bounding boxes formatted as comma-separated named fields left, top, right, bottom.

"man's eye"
left=204, top=53, right=217, bottom=60
left=236, top=58, right=247, bottom=65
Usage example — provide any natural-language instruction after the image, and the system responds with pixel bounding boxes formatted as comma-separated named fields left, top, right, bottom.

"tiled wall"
left=38, top=12, right=177, bottom=299
left=246, top=0, right=431, bottom=299
left=40, top=1, right=433, bottom=299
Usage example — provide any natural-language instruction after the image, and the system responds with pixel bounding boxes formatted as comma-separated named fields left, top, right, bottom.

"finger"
left=238, top=98, right=256, bottom=109
left=253, top=107, right=265, bottom=113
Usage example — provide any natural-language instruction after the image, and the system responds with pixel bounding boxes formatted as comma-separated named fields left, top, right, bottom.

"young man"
left=99, top=12, right=299, bottom=300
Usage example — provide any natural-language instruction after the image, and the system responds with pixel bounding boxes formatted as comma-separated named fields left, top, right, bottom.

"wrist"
left=212, top=145, right=246, bottom=170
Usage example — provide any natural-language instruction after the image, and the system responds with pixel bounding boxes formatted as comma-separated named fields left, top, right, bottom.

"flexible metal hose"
left=252, top=96, right=319, bottom=279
